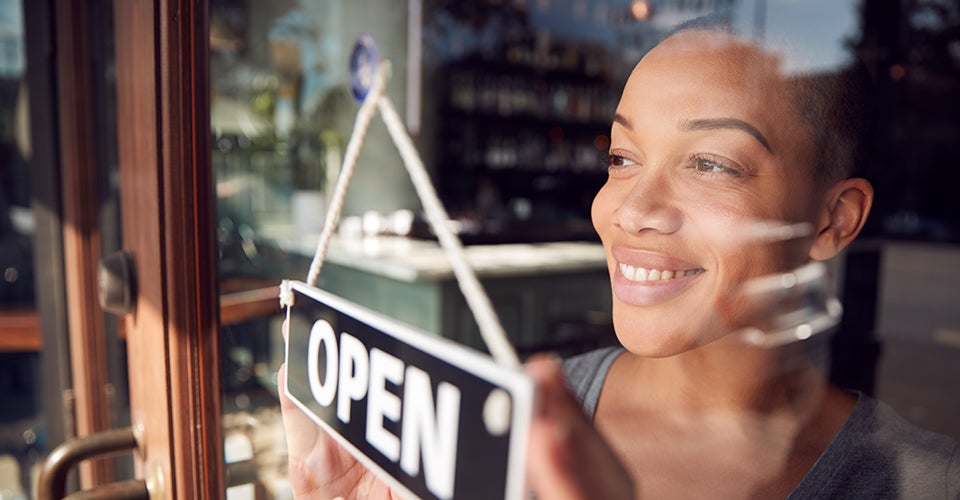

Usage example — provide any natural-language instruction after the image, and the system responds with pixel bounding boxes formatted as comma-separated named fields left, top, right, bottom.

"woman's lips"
left=610, top=246, right=705, bottom=306
left=618, top=263, right=704, bottom=282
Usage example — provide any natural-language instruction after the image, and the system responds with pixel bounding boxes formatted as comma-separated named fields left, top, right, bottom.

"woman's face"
left=592, top=31, right=824, bottom=356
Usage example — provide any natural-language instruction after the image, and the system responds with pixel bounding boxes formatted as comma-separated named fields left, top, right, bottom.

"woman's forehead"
left=641, top=30, right=783, bottom=78
left=623, top=35, right=786, bottom=114
left=618, top=30, right=813, bottom=163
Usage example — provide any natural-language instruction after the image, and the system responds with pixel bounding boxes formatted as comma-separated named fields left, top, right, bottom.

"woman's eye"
left=692, top=155, right=742, bottom=177
left=606, top=153, right=637, bottom=170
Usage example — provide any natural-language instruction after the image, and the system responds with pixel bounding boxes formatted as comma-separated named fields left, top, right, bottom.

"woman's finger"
left=525, top=355, right=635, bottom=500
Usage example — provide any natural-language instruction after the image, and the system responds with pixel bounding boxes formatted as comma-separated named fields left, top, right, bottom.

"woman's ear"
left=809, top=178, right=874, bottom=261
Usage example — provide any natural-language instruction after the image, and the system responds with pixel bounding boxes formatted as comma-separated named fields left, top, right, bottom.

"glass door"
left=1, top=0, right=131, bottom=496
left=2, top=0, right=225, bottom=497
left=7, top=1, right=295, bottom=497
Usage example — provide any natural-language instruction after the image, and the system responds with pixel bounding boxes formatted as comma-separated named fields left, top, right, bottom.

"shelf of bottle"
left=443, top=65, right=618, bottom=127
left=445, top=142, right=610, bottom=173
left=443, top=107, right=613, bottom=132
left=444, top=53, right=613, bottom=83
left=451, top=164, right=609, bottom=176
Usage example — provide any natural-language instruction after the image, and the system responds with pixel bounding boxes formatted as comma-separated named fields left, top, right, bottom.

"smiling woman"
left=558, top=23, right=960, bottom=500
left=593, top=27, right=867, bottom=355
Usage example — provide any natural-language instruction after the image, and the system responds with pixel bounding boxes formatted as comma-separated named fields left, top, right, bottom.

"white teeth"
left=618, top=263, right=702, bottom=282
left=635, top=267, right=648, bottom=281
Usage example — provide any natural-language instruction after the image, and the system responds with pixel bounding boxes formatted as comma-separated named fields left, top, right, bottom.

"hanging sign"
left=283, top=281, right=533, bottom=500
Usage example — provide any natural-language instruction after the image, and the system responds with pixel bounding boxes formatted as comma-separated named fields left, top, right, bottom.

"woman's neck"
left=595, top=338, right=856, bottom=498
left=609, top=335, right=837, bottom=418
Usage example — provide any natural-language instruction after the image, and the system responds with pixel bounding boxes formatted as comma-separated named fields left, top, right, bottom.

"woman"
left=279, top=25, right=960, bottom=499
left=545, top=25, right=960, bottom=499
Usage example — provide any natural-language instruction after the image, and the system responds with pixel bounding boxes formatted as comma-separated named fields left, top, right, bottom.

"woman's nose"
left=611, top=172, right=683, bottom=235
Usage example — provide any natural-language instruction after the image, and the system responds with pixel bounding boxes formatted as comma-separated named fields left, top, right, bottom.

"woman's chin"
left=611, top=308, right=731, bottom=358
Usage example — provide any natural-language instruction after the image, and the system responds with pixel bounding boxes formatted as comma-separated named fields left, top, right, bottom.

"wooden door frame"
left=114, top=0, right=223, bottom=498
left=24, top=0, right=74, bottom=482
left=53, top=0, right=113, bottom=487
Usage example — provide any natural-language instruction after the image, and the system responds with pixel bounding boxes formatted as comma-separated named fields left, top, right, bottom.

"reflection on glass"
left=210, top=1, right=960, bottom=497
left=0, top=0, right=38, bottom=496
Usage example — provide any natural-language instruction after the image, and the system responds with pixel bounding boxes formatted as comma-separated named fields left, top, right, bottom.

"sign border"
left=283, top=280, right=533, bottom=500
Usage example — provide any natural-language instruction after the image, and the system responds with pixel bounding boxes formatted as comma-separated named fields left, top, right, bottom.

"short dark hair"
left=788, top=65, right=875, bottom=184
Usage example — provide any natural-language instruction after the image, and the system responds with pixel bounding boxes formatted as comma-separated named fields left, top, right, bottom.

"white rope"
left=378, top=96, right=520, bottom=368
left=305, top=63, right=390, bottom=287
left=299, top=58, right=520, bottom=368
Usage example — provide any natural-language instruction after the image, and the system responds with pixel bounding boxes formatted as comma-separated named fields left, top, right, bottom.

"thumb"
left=525, top=355, right=634, bottom=500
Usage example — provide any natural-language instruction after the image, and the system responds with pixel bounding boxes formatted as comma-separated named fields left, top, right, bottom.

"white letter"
left=366, top=348, right=404, bottom=462
left=400, top=366, right=461, bottom=499
left=307, top=320, right=337, bottom=407
left=336, top=332, right=369, bottom=424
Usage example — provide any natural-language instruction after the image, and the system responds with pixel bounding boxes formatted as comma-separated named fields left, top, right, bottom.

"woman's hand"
left=278, top=320, right=398, bottom=500
left=525, top=355, right=635, bottom=500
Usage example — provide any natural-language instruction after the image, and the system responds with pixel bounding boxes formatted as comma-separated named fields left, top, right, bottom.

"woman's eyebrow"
left=680, top=118, right=772, bottom=152
left=613, top=113, right=632, bottom=129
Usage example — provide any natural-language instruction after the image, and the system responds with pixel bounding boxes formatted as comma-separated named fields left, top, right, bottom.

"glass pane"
left=212, top=0, right=960, bottom=498
left=0, top=0, right=131, bottom=497
left=0, top=0, right=43, bottom=496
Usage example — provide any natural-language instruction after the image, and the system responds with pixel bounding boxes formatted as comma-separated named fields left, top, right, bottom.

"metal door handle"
left=98, top=251, right=136, bottom=316
left=38, top=427, right=148, bottom=500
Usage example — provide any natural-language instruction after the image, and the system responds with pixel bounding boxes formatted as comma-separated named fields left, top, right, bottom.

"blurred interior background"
left=1, top=0, right=958, bottom=498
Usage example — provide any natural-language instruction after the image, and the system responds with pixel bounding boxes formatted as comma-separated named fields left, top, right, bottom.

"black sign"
left=284, top=281, right=533, bottom=500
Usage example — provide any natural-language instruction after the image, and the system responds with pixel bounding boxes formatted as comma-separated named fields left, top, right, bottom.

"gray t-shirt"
left=563, top=346, right=960, bottom=499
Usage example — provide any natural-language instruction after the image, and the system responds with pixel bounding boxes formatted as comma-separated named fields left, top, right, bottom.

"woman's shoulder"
left=862, top=395, right=958, bottom=452
left=793, top=393, right=960, bottom=499
left=561, top=346, right=624, bottom=420
left=849, top=395, right=959, bottom=476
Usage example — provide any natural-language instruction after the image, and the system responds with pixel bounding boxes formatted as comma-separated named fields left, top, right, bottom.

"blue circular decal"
left=350, top=34, right=380, bottom=102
